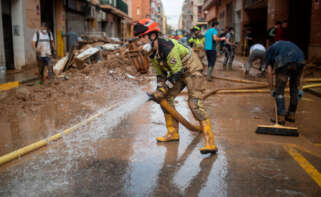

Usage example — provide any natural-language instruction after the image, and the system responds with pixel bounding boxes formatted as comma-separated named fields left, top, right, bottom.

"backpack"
left=35, top=30, right=54, bottom=53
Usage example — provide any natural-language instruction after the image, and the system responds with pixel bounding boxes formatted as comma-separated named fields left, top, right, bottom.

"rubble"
left=53, top=56, right=68, bottom=75
left=76, top=47, right=100, bottom=61
left=52, top=35, right=148, bottom=77
left=0, top=34, right=155, bottom=139
left=15, top=87, right=31, bottom=101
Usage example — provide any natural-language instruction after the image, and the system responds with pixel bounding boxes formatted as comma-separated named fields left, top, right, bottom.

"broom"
left=256, top=97, right=299, bottom=136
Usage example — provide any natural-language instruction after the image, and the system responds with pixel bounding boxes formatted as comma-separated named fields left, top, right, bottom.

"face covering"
left=142, top=42, right=152, bottom=53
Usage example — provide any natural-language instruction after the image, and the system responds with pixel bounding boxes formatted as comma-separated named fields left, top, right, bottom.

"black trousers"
left=205, top=50, right=217, bottom=68
left=275, top=63, right=304, bottom=115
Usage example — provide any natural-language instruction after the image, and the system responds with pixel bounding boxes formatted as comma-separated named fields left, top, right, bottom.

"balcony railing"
left=100, top=0, right=128, bottom=14
left=116, top=0, right=128, bottom=14
left=196, top=0, right=204, bottom=6
left=203, top=0, right=221, bottom=10
left=244, top=0, right=266, bottom=9
left=198, top=17, right=206, bottom=22
left=100, top=0, right=116, bottom=7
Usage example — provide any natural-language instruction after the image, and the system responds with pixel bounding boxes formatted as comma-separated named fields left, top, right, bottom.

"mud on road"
left=0, top=56, right=321, bottom=196
left=0, top=57, right=151, bottom=156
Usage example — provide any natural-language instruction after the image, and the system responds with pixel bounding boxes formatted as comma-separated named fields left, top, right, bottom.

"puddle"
left=0, top=90, right=148, bottom=197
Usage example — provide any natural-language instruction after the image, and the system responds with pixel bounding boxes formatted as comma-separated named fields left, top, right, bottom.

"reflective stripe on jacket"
left=151, top=38, right=191, bottom=79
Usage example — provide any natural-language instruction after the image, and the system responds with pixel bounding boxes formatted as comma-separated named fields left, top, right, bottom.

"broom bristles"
left=256, top=125, right=299, bottom=136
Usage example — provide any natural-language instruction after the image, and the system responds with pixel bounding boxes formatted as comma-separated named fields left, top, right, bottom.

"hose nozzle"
left=146, top=92, right=156, bottom=102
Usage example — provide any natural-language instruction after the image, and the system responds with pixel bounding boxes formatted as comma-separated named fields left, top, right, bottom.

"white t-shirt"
left=250, top=44, right=266, bottom=54
left=33, top=31, right=53, bottom=57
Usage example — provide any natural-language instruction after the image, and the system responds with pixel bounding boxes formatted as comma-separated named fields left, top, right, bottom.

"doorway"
left=226, top=3, right=233, bottom=27
left=40, top=0, right=55, bottom=34
left=1, top=0, right=14, bottom=70
left=288, top=0, right=312, bottom=56
left=244, top=7, right=267, bottom=45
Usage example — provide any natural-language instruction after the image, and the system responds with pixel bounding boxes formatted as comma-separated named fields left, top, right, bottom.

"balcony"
left=100, top=0, right=128, bottom=14
left=100, top=0, right=116, bottom=7
left=243, top=0, right=267, bottom=9
left=197, top=17, right=206, bottom=22
left=196, top=0, right=204, bottom=6
left=182, top=10, right=193, bottom=16
left=116, top=0, right=128, bottom=14
left=203, top=0, right=217, bottom=11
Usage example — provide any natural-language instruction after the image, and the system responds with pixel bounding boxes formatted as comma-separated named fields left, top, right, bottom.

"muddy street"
left=0, top=56, right=320, bottom=197
left=1, top=0, right=321, bottom=196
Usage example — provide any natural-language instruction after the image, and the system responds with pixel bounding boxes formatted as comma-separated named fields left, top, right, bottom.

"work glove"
left=298, top=89, right=304, bottom=101
left=165, top=80, right=174, bottom=89
left=168, top=70, right=184, bottom=87
left=149, top=87, right=167, bottom=102
left=270, top=90, right=276, bottom=97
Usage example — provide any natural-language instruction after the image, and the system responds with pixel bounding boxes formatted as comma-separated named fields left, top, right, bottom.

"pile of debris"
left=53, top=34, right=150, bottom=79
left=0, top=34, right=155, bottom=117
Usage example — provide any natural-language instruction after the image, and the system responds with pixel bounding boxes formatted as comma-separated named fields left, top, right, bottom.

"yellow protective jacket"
left=151, top=38, right=191, bottom=84
left=188, top=35, right=205, bottom=49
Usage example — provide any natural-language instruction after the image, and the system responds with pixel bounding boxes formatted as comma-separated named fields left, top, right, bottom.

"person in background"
left=280, top=20, right=289, bottom=41
left=204, top=21, right=225, bottom=81
left=62, top=32, right=83, bottom=53
left=264, top=41, right=305, bottom=125
left=245, top=29, right=254, bottom=56
left=188, top=26, right=205, bottom=70
left=266, top=21, right=280, bottom=47
left=219, top=27, right=227, bottom=56
left=245, top=43, right=266, bottom=77
left=274, top=21, right=283, bottom=42
left=32, top=22, right=56, bottom=84
left=223, top=27, right=236, bottom=71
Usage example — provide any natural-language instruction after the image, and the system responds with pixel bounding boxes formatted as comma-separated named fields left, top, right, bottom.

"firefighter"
left=188, top=26, right=205, bottom=69
left=134, top=19, right=217, bottom=154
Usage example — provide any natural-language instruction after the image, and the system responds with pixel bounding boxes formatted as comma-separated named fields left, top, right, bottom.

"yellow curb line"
left=292, top=144, right=321, bottom=159
left=0, top=81, right=20, bottom=91
left=0, top=103, right=120, bottom=166
left=284, top=144, right=321, bottom=188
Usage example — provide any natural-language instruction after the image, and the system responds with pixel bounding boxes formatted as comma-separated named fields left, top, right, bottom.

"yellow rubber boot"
left=157, top=114, right=179, bottom=142
left=200, top=119, right=218, bottom=154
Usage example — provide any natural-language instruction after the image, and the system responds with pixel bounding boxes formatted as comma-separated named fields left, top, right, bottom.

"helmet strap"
left=148, top=32, right=158, bottom=42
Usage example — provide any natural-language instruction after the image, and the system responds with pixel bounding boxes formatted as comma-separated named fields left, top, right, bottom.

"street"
left=1, top=0, right=321, bottom=196
left=0, top=57, right=320, bottom=196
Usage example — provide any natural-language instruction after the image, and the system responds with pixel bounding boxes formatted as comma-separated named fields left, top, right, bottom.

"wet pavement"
left=0, top=57, right=321, bottom=196
left=0, top=67, right=38, bottom=85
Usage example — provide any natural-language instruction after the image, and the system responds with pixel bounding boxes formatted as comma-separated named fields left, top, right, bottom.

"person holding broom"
left=264, top=41, right=305, bottom=125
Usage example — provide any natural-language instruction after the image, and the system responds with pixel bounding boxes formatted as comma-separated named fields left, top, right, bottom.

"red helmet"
left=134, top=18, right=160, bottom=37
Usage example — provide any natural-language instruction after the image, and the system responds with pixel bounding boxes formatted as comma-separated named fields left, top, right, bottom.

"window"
left=137, top=8, right=140, bottom=15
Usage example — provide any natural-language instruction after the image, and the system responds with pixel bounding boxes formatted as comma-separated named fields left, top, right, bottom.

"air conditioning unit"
left=97, top=11, right=106, bottom=22
left=101, top=12, right=106, bottom=21
left=86, top=6, right=96, bottom=19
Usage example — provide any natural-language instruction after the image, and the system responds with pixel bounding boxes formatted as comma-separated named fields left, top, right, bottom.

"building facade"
left=0, top=0, right=131, bottom=70
left=131, top=0, right=151, bottom=21
left=202, top=0, right=321, bottom=60
left=130, top=0, right=166, bottom=34
left=150, top=0, right=166, bottom=34
left=181, top=0, right=194, bottom=32
left=180, top=0, right=208, bottom=33
left=194, top=0, right=207, bottom=31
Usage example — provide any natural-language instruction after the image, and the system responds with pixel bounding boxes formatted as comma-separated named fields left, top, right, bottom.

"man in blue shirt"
left=264, top=41, right=305, bottom=124
left=204, top=21, right=225, bottom=81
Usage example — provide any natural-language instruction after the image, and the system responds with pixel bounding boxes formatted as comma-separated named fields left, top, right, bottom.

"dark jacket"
left=265, top=41, right=304, bottom=70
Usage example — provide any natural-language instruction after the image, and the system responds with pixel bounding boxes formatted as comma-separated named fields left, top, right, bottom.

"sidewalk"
left=0, top=68, right=38, bottom=91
